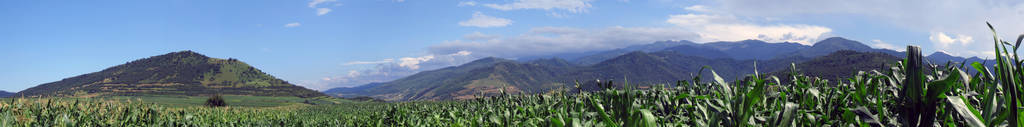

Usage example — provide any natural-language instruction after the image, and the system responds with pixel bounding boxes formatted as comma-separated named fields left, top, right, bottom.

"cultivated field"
left=1, top=25, right=1021, bottom=126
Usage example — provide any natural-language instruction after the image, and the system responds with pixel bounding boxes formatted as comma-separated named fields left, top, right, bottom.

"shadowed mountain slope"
left=327, top=51, right=809, bottom=101
left=327, top=37, right=993, bottom=101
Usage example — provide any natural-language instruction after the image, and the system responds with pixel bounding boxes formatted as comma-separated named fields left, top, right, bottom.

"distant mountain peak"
left=0, top=90, right=11, bottom=97
left=814, top=37, right=862, bottom=46
left=928, top=51, right=954, bottom=57
left=621, top=51, right=651, bottom=57
left=527, top=58, right=573, bottom=67
left=467, top=57, right=511, bottom=64
left=820, top=37, right=852, bottom=42
left=789, top=37, right=875, bottom=58
left=622, top=40, right=697, bottom=51
left=651, top=40, right=695, bottom=45
left=175, top=50, right=198, bottom=54
left=737, top=39, right=769, bottom=44
left=163, top=50, right=208, bottom=58
left=601, top=51, right=662, bottom=64
left=453, top=57, right=515, bottom=70
left=325, top=38, right=923, bottom=101
left=926, top=51, right=969, bottom=64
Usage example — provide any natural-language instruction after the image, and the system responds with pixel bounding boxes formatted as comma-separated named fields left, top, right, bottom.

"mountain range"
left=14, top=51, right=325, bottom=98
left=5, top=37, right=989, bottom=101
left=0, top=91, right=12, bottom=98
left=325, top=37, right=992, bottom=101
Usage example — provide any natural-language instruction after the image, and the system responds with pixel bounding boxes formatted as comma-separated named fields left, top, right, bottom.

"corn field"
left=0, top=24, right=1022, bottom=126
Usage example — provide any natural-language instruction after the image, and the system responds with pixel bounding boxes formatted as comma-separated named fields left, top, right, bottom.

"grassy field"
left=94, top=95, right=337, bottom=108
left=0, top=25, right=1021, bottom=126
left=3, top=94, right=338, bottom=108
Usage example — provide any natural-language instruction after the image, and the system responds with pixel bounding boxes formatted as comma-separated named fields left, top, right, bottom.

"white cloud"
left=453, top=50, right=472, bottom=56
left=871, top=39, right=903, bottom=51
left=929, top=32, right=973, bottom=49
left=304, top=51, right=479, bottom=90
left=430, top=26, right=699, bottom=57
left=308, top=0, right=338, bottom=16
left=701, top=0, right=1024, bottom=57
left=458, top=1, right=477, bottom=6
left=483, top=0, right=593, bottom=13
left=316, top=8, right=332, bottom=16
left=666, top=13, right=832, bottom=45
left=458, top=12, right=513, bottom=28
left=347, top=70, right=360, bottom=77
left=684, top=5, right=710, bottom=12
left=398, top=55, right=434, bottom=70
left=394, top=50, right=472, bottom=70
left=666, top=14, right=739, bottom=26
left=308, top=0, right=337, bottom=8
left=284, top=22, right=301, bottom=28
left=463, top=32, right=501, bottom=41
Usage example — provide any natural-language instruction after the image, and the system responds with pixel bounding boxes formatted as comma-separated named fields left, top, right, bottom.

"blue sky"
left=2, top=0, right=1023, bottom=91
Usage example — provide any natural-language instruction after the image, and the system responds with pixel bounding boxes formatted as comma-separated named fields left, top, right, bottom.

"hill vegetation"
left=15, top=51, right=324, bottom=98
left=327, top=37, right=996, bottom=101
left=326, top=38, right=906, bottom=101
left=768, top=50, right=901, bottom=81
left=3, top=41, right=1020, bottom=126
left=327, top=50, right=911, bottom=101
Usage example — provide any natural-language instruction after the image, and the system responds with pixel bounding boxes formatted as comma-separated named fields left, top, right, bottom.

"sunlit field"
left=2, top=25, right=1021, bottom=126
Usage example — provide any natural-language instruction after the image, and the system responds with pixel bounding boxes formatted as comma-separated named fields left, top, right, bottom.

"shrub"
left=205, top=95, right=226, bottom=107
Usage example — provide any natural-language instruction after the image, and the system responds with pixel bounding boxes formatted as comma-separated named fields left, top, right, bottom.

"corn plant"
left=0, top=23, right=1021, bottom=126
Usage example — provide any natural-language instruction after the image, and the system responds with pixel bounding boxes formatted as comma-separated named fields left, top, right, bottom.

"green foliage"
left=15, top=51, right=325, bottom=98
left=1, top=24, right=1022, bottom=126
left=331, top=50, right=900, bottom=101
left=205, top=95, right=226, bottom=107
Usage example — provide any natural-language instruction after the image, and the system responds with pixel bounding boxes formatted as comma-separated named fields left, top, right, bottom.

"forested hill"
left=15, top=51, right=325, bottom=98
left=327, top=50, right=905, bottom=101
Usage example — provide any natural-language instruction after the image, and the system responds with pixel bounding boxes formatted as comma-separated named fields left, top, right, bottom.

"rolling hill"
left=792, top=37, right=876, bottom=58
left=0, top=91, right=12, bottom=98
left=768, top=50, right=901, bottom=81
left=326, top=50, right=811, bottom=101
left=572, top=37, right=901, bottom=65
left=700, top=40, right=809, bottom=60
left=15, top=51, right=325, bottom=98
left=327, top=37, right=993, bottom=101
left=571, top=40, right=698, bottom=65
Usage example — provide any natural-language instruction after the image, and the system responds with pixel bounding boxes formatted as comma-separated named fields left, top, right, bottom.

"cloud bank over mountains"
left=709, top=0, right=1024, bottom=57
left=665, top=12, right=833, bottom=45
left=299, top=0, right=1024, bottom=90
left=430, top=27, right=700, bottom=58
left=303, top=51, right=478, bottom=90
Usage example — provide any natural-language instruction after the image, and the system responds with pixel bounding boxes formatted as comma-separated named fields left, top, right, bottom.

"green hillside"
left=14, top=51, right=325, bottom=98
left=326, top=50, right=917, bottom=101
left=327, top=51, right=804, bottom=101
left=768, top=50, right=902, bottom=81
